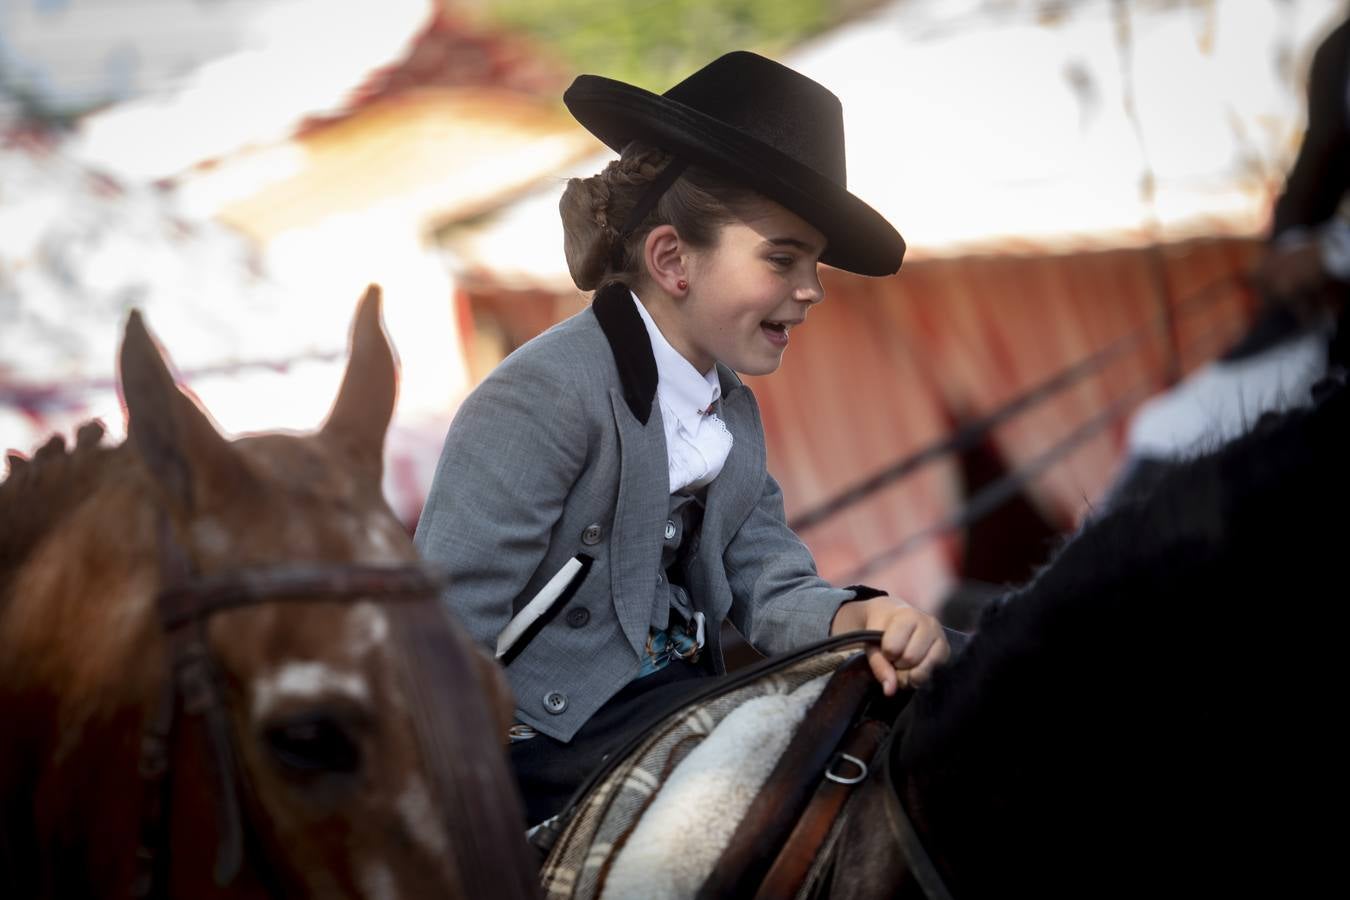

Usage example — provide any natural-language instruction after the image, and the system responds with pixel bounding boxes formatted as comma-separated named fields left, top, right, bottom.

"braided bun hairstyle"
left=559, top=141, right=763, bottom=291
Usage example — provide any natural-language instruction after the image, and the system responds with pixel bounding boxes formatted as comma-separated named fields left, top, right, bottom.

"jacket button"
left=664, top=519, right=677, bottom=540
left=581, top=524, right=603, bottom=545
left=566, top=607, right=590, bottom=628
left=543, top=691, right=568, bottom=715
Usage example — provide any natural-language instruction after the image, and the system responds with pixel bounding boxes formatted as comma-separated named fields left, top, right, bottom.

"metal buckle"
left=508, top=723, right=538, bottom=743
left=824, top=751, right=869, bottom=785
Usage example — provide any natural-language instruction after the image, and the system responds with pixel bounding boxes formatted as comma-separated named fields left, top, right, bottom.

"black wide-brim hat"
left=564, top=51, right=905, bottom=276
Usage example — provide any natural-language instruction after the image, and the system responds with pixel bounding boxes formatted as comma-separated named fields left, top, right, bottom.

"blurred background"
left=2, top=0, right=1343, bottom=620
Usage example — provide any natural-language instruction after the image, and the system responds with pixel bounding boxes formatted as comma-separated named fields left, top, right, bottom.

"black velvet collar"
left=593, top=281, right=659, bottom=425
left=592, top=281, right=745, bottom=425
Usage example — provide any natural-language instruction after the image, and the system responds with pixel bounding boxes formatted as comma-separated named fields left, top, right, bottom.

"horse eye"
left=264, top=715, right=362, bottom=774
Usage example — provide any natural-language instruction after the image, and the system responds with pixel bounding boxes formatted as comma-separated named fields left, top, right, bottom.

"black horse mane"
left=0, top=422, right=121, bottom=608
left=896, top=377, right=1347, bottom=897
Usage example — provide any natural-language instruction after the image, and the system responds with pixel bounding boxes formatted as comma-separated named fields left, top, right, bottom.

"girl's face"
left=668, top=200, right=827, bottom=376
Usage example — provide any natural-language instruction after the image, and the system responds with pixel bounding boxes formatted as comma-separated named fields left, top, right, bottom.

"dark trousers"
left=510, top=659, right=709, bottom=826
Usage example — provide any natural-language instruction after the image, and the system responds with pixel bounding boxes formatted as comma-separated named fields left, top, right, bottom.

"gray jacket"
left=414, top=284, right=863, bottom=742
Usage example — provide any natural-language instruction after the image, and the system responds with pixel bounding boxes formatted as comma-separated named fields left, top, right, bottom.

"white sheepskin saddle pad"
left=539, top=648, right=859, bottom=900
left=600, top=674, right=828, bottom=899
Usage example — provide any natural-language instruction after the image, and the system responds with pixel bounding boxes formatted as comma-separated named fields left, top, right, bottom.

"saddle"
left=534, top=632, right=912, bottom=900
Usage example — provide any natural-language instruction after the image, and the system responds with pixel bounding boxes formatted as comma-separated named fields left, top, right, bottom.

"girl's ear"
left=644, top=225, right=689, bottom=296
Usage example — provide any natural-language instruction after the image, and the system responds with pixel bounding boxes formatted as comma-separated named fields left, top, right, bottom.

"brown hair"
left=559, top=142, right=765, bottom=291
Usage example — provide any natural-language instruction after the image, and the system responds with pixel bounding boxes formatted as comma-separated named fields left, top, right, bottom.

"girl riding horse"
left=414, top=51, right=952, bottom=826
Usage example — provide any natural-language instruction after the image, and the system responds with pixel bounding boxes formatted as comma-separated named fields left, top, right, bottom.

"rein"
left=878, top=715, right=956, bottom=900
left=131, top=515, right=446, bottom=899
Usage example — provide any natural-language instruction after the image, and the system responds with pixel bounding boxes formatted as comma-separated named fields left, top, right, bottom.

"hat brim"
left=565, top=75, right=905, bottom=277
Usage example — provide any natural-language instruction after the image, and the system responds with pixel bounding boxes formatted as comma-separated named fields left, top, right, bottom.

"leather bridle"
left=131, top=516, right=447, bottom=899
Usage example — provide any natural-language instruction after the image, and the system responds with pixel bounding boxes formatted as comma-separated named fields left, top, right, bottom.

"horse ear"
left=119, top=310, right=246, bottom=513
left=321, top=285, right=397, bottom=475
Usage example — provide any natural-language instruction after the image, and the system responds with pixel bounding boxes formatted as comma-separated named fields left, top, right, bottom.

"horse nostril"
left=264, top=714, right=363, bottom=774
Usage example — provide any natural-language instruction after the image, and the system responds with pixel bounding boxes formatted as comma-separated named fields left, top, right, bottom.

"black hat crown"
left=664, top=52, right=847, bottom=187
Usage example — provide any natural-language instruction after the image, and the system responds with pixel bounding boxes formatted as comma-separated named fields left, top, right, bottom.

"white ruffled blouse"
left=631, top=291, right=734, bottom=493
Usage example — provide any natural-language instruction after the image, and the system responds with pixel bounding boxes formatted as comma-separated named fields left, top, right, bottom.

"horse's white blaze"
left=358, top=862, right=400, bottom=900
left=345, top=602, right=389, bottom=659
left=397, top=774, right=448, bottom=858
left=251, top=661, right=370, bottom=720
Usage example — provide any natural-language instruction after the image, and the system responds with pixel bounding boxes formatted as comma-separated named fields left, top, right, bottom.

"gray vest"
left=651, top=488, right=706, bottom=630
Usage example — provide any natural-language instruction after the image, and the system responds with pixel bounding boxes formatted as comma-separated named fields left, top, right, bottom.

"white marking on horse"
left=251, top=661, right=370, bottom=721
left=358, top=862, right=400, bottom=900
left=346, top=602, right=389, bottom=659
left=397, top=774, right=449, bottom=858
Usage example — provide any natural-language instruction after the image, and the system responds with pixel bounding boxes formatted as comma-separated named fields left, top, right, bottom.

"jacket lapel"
left=592, top=281, right=658, bottom=424
left=608, top=390, right=668, bottom=658
left=594, top=283, right=666, bottom=657
left=701, top=368, right=766, bottom=559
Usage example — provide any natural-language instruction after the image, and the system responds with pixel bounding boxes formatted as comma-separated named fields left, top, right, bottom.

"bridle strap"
left=131, top=516, right=195, bottom=899
left=157, top=563, right=446, bottom=629
left=131, top=650, right=177, bottom=899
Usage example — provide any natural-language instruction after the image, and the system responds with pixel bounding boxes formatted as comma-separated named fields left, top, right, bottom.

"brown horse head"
left=0, top=286, right=535, bottom=898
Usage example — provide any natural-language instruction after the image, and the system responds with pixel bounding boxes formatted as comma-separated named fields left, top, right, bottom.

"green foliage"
left=481, top=0, right=862, bottom=91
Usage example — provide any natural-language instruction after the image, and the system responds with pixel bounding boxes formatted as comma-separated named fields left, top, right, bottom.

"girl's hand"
left=830, top=596, right=949, bottom=695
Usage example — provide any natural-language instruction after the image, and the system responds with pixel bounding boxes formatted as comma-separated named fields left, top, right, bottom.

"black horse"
left=824, top=376, right=1347, bottom=899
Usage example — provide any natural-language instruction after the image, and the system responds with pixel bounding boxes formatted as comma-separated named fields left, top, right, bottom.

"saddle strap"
left=752, top=718, right=888, bottom=900
left=696, top=653, right=876, bottom=900
left=881, top=754, right=956, bottom=900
